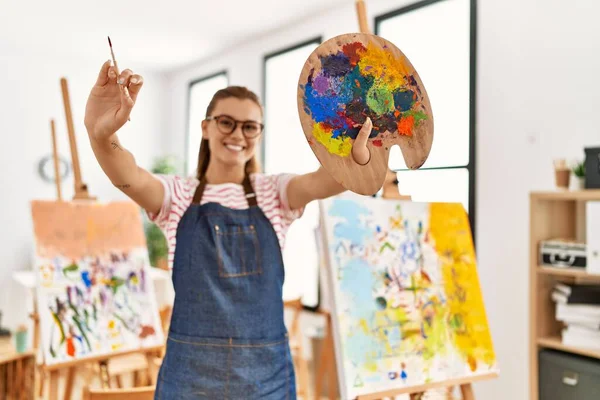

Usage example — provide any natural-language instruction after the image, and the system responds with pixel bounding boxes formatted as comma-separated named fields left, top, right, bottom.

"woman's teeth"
left=225, top=144, right=244, bottom=152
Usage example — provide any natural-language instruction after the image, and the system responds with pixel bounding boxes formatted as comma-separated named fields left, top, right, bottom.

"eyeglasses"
left=206, top=115, right=264, bottom=139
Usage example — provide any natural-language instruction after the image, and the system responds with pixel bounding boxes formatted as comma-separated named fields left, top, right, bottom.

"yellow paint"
left=389, top=216, right=403, bottom=230
left=358, top=42, right=410, bottom=92
left=429, top=203, right=496, bottom=369
left=312, top=122, right=353, bottom=157
left=358, top=318, right=369, bottom=334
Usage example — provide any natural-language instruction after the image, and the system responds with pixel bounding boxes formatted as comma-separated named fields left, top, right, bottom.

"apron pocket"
left=228, top=337, right=296, bottom=400
left=214, top=223, right=262, bottom=278
left=159, top=335, right=233, bottom=398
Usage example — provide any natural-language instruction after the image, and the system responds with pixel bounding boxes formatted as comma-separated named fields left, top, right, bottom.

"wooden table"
left=0, top=350, right=35, bottom=400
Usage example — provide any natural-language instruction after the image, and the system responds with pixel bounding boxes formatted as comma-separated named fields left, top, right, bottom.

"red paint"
left=373, top=139, right=383, bottom=147
left=342, top=42, right=366, bottom=66
left=139, top=325, right=156, bottom=339
left=66, top=337, right=75, bottom=357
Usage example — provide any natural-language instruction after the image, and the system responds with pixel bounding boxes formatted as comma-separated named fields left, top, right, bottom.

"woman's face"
left=201, top=97, right=263, bottom=168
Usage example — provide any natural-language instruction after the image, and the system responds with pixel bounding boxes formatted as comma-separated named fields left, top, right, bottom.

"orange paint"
left=66, top=337, right=75, bottom=357
left=398, top=115, right=415, bottom=136
left=355, top=79, right=361, bottom=88
left=468, top=355, right=477, bottom=371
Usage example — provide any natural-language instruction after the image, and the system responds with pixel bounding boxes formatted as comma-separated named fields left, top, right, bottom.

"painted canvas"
left=319, top=194, right=497, bottom=399
left=30, top=200, right=164, bottom=366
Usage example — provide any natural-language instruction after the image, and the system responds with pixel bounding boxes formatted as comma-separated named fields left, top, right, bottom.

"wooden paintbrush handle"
left=50, top=119, right=62, bottom=201
left=355, top=0, right=371, bottom=34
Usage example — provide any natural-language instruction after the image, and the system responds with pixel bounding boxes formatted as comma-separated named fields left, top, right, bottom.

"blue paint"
left=393, top=90, right=415, bottom=112
left=81, top=271, right=92, bottom=289
left=329, top=199, right=371, bottom=244
left=339, top=258, right=379, bottom=365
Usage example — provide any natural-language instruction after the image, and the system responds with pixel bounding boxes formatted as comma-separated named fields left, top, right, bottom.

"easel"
left=35, top=77, right=161, bottom=400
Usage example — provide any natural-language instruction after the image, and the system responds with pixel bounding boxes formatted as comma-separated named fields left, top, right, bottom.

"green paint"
left=404, top=109, right=428, bottom=123
left=113, top=312, right=131, bottom=331
left=108, top=277, right=126, bottom=294
left=62, top=263, right=79, bottom=277
left=367, top=85, right=395, bottom=115
left=379, top=242, right=395, bottom=253
left=72, top=315, right=91, bottom=351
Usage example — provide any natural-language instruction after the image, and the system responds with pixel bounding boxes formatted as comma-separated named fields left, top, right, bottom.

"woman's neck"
left=204, top=161, right=245, bottom=185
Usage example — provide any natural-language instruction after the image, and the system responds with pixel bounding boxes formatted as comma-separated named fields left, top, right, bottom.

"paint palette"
left=297, top=33, right=433, bottom=195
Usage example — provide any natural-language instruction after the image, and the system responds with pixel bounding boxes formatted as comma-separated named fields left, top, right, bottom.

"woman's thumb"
left=352, top=117, right=372, bottom=165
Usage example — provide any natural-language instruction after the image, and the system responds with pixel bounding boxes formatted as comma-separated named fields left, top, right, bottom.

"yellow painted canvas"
left=30, top=200, right=164, bottom=366
left=318, top=194, right=497, bottom=399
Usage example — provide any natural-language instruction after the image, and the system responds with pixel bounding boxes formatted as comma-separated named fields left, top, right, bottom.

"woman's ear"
left=201, top=120, right=209, bottom=139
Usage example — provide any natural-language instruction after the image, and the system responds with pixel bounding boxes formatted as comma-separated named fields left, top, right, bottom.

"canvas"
left=30, top=200, right=164, bottom=366
left=318, top=194, right=497, bottom=399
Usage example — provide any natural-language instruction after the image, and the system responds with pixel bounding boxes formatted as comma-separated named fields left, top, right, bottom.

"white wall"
left=477, top=0, right=600, bottom=399
left=159, top=0, right=600, bottom=399
left=0, top=40, right=168, bottom=330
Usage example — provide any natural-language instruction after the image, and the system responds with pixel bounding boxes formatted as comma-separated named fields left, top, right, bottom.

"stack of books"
left=553, top=282, right=600, bottom=350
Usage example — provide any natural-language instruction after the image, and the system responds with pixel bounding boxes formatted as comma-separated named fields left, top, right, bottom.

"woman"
left=84, top=60, right=372, bottom=399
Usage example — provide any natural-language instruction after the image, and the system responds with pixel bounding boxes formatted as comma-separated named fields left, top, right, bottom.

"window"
left=186, top=72, right=229, bottom=176
left=376, top=0, right=476, bottom=232
left=263, top=38, right=321, bottom=309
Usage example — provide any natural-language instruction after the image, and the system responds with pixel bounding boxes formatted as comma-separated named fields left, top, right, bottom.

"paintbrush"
left=107, top=36, right=120, bottom=79
left=108, top=36, right=131, bottom=121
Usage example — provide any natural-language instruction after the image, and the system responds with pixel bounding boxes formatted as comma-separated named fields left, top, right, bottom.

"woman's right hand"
left=84, top=60, right=144, bottom=141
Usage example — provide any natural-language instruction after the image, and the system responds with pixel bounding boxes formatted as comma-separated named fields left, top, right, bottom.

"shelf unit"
left=529, top=190, right=600, bottom=400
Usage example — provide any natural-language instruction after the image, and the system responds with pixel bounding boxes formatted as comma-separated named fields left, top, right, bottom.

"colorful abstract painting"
left=299, top=36, right=431, bottom=157
left=30, top=200, right=164, bottom=366
left=318, top=195, right=497, bottom=398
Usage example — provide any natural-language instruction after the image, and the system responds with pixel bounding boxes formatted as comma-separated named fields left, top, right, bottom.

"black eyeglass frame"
left=205, top=115, right=264, bottom=139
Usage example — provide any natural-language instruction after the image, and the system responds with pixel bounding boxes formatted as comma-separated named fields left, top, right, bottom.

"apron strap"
left=192, top=174, right=257, bottom=207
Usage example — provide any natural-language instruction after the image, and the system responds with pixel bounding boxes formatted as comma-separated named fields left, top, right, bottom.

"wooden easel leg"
left=325, top=315, right=336, bottom=400
left=98, top=361, right=110, bottom=389
left=145, top=351, right=156, bottom=385
left=460, top=383, right=475, bottom=400
left=48, top=370, right=60, bottom=400
left=63, top=367, right=75, bottom=400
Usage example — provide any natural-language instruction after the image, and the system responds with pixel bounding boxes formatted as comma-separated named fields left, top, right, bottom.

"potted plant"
left=145, top=156, right=179, bottom=270
left=572, top=160, right=585, bottom=190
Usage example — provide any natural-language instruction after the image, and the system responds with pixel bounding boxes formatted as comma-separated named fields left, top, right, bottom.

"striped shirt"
left=146, top=173, right=304, bottom=270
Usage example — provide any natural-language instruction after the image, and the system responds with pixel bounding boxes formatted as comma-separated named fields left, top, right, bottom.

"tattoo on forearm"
left=111, top=141, right=123, bottom=151
left=115, top=184, right=131, bottom=189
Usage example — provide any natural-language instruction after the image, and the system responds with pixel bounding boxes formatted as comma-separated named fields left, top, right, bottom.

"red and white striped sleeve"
left=146, top=174, right=197, bottom=269
left=273, top=173, right=304, bottom=224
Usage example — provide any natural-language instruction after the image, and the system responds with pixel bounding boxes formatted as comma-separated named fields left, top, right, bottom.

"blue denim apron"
left=155, top=175, right=296, bottom=400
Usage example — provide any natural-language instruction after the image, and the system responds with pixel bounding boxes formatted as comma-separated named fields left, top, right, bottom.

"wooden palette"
left=297, top=33, right=433, bottom=195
